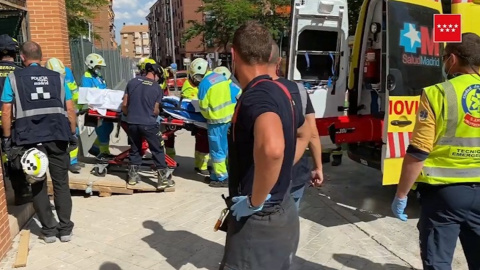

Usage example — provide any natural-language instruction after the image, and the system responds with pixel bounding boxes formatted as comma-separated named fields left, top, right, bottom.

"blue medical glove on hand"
left=391, top=196, right=408, bottom=221
left=231, top=194, right=272, bottom=221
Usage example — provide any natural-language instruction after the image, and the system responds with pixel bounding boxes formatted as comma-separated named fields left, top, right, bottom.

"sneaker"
left=209, top=180, right=229, bottom=188
left=78, top=162, right=86, bottom=168
left=14, top=195, right=32, bottom=206
left=69, top=163, right=82, bottom=174
left=158, top=179, right=176, bottom=192
left=128, top=166, right=141, bottom=185
left=203, top=176, right=211, bottom=184
left=42, top=235, right=57, bottom=244
left=60, top=233, right=72, bottom=243
left=88, top=148, right=100, bottom=157
left=195, top=167, right=210, bottom=177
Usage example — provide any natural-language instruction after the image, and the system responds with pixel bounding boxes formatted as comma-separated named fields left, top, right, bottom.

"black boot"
left=322, top=152, right=331, bottom=164
left=127, top=165, right=141, bottom=185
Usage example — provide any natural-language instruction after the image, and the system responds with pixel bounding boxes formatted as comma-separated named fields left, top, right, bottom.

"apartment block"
left=91, top=0, right=117, bottom=49
left=120, top=24, right=150, bottom=61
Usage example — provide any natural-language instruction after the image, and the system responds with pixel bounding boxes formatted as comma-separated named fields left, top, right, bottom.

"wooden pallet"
left=47, top=165, right=174, bottom=197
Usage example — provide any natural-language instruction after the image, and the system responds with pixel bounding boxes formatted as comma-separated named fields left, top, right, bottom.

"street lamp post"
left=168, top=0, right=178, bottom=92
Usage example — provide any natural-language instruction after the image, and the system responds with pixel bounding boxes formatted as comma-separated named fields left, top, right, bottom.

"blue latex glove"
left=391, top=196, right=408, bottom=221
left=230, top=194, right=272, bottom=221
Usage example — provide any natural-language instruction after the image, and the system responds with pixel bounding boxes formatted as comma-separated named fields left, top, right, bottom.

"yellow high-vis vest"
left=418, top=74, right=480, bottom=185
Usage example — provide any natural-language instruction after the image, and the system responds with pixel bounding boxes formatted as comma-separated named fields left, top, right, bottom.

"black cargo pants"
left=128, top=124, right=167, bottom=169
left=417, top=183, right=480, bottom=270
left=220, top=195, right=300, bottom=270
left=30, top=141, right=74, bottom=237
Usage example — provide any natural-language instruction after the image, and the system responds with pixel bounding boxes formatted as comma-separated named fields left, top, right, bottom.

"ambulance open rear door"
left=381, top=0, right=443, bottom=185
left=287, top=0, right=349, bottom=124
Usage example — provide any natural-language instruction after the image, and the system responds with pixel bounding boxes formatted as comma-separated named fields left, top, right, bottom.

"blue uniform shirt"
left=1, top=63, right=72, bottom=103
left=81, top=70, right=107, bottom=89
left=125, top=76, right=163, bottom=125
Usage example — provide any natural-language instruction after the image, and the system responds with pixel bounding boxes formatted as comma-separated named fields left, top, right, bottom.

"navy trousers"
left=417, top=183, right=480, bottom=270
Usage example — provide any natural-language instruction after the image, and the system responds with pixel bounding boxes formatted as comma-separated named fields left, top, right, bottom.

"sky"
left=113, top=0, right=156, bottom=43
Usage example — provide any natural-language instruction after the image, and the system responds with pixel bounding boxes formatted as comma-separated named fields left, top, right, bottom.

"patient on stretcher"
left=161, top=96, right=207, bottom=124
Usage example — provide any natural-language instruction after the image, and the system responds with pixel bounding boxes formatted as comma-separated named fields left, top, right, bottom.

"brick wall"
left=27, top=0, right=71, bottom=67
left=0, top=165, right=11, bottom=260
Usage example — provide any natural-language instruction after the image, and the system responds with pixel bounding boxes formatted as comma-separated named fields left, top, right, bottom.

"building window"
left=136, top=46, right=142, bottom=54
left=142, top=33, right=148, bottom=39
left=124, top=40, right=128, bottom=45
left=125, top=48, right=129, bottom=53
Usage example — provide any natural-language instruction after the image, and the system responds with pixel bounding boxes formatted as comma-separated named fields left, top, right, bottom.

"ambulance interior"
left=296, top=30, right=338, bottom=82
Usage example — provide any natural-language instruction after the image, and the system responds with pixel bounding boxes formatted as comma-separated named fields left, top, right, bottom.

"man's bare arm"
left=251, top=112, right=285, bottom=207
left=306, top=114, right=322, bottom=169
left=154, top=102, right=160, bottom=116
left=65, top=100, right=77, bottom=134
left=122, top=94, right=129, bottom=116
left=294, top=120, right=311, bottom=164
left=1, top=103, right=12, bottom=137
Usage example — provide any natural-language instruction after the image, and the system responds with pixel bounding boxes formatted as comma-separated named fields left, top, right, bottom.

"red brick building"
left=91, top=0, right=117, bottom=49
left=147, top=0, right=216, bottom=68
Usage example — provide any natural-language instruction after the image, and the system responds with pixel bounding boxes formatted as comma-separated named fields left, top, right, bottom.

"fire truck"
left=286, top=0, right=480, bottom=185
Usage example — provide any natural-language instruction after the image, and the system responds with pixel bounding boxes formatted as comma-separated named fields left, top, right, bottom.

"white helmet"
left=188, top=58, right=209, bottom=85
left=137, top=57, right=147, bottom=68
left=214, top=66, right=231, bottom=79
left=85, top=53, right=106, bottom=69
left=21, top=148, right=49, bottom=184
left=45, top=58, right=66, bottom=75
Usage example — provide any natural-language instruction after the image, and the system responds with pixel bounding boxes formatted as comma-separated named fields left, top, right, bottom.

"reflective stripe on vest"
left=418, top=75, right=480, bottom=185
left=8, top=73, right=67, bottom=119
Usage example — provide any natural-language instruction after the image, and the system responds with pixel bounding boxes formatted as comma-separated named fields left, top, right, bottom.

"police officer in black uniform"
left=220, top=21, right=308, bottom=270
left=1, top=42, right=77, bottom=243
left=122, top=63, right=172, bottom=189
left=0, top=34, right=31, bottom=205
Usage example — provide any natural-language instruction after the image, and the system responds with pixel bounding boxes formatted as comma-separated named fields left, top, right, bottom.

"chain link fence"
left=70, top=38, right=136, bottom=89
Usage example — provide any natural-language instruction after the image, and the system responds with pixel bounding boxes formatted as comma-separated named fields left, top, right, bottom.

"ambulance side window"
left=387, top=1, right=443, bottom=97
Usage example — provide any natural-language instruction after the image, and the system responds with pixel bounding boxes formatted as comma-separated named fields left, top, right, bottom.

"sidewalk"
left=1, top=133, right=416, bottom=270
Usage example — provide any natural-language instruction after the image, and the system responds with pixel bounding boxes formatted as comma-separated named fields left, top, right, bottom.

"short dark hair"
left=445, top=33, right=480, bottom=67
left=232, top=20, right=274, bottom=65
left=269, top=42, right=280, bottom=65
left=20, top=41, right=42, bottom=61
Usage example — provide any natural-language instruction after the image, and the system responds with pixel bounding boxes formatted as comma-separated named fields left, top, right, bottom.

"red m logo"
left=420, top=26, right=440, bottom=56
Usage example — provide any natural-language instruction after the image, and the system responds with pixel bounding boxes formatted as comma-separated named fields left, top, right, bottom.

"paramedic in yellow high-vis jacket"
left=392, top=33, right=480, bottom=270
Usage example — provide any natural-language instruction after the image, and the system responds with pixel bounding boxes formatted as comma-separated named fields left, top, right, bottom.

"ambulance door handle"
left=390, top=120, right=412, bottom=126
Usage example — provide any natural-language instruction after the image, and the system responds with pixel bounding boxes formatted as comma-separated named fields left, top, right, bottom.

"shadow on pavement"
left=333, top=254, right=414, bottom=270
left=172, top=155, right=208, bottom=183
left=299, top=157, right=420, bottom=227
left=141, top=220, right=329, bottom=270
left=99, top=262, right=122, bottom=270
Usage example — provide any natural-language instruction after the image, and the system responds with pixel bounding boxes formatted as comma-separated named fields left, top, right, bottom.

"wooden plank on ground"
left=12, top=230, right=30, bottom=268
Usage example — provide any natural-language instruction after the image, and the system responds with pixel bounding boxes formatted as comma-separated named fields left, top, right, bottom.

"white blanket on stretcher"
left=78, top=87, right=124, bottom=116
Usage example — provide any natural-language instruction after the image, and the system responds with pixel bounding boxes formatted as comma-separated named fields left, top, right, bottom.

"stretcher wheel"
left=91, top=166, right=107, bottom=177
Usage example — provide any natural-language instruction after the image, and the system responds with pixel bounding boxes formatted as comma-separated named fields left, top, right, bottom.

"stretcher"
left=85, top=109, right=180, bottom=178
left=84, top=96, right=207, bottom=178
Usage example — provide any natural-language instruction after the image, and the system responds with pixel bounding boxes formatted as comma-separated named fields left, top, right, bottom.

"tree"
left=347, top=0, right=364, bottom=36
left=65, top=0, right=109, bottom=39
left=182, top=0, right=290, bottom=51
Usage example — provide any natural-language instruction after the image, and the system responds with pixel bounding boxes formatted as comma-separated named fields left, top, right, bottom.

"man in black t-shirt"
left=220, top=21, right=310, bottom=270
left=122, top=63, right=173, bottom=190
left=268, top=43, right=324, bottom=209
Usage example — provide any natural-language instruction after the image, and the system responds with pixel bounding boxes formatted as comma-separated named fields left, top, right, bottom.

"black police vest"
left=0, top=61, right=21, bottom=108
left=9, top=65, right=71, bottom=145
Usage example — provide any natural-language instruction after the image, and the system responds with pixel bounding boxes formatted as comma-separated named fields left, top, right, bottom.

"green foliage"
left=182, top=0, right=290, bottom=51
left=347, top=0, right=363, bottom=36
left=65, top=0, right=109, bottom=39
